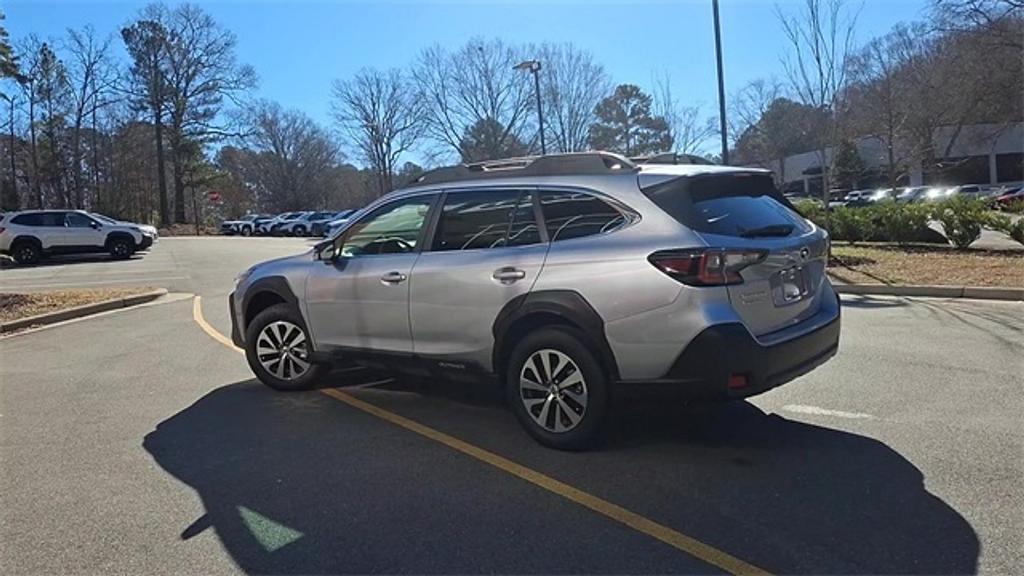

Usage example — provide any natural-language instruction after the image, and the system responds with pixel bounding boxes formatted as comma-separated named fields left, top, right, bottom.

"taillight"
left=648, top=249, right=766, bottom=286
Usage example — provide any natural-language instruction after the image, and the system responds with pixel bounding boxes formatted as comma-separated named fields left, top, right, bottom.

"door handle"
left=380, top=271, right=407, bottom=284
left=492, top=267, right=526, bottom=284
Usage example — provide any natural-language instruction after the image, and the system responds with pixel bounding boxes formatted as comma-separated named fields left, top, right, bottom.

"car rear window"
left=11, top=212, right=65, bottom=227
left=539, top=191, right=626, bottom=242
left=641, top=173, right=810, bottom=238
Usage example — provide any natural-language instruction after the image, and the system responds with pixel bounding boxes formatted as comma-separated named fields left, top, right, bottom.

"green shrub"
left=933, top=196, right=988, bottom=249
left=988, top=213, right=1024, bottom=246
left=793, top=199, right=827, bottom=229
left=828, top=206, right=874, bottom=243
left=873, top=202, right=933, bottom=245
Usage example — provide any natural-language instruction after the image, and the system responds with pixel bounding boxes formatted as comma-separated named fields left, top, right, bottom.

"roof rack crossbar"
left=411, top=152, right=638, bottom=187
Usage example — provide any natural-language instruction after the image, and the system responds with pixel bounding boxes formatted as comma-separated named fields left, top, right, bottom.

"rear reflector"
left=649, top=249, right=766, bottom=286
left=728, top=374, right=748, bottom=389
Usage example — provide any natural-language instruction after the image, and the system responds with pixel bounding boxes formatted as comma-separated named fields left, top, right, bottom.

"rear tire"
left=505, top=326, right=609, bottom=450
left=241, top=225, right=252, bottom=236
left=108, top=236, right=135, bottom=259
left=245, top=303, right=328, bottom=391
left=11, top=240, right=41, bottom=265
left=293, top=225, right=306, bottom=237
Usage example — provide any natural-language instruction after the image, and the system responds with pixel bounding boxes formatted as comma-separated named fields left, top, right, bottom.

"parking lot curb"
left=0, top=288, right=170, bottom=333
left=834, top=283, right=1024, bottom=301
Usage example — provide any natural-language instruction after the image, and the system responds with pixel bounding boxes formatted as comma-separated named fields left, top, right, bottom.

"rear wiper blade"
left=739, top=224, right=794, bottom=238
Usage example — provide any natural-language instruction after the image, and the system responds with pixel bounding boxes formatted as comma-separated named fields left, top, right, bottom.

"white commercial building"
left=754, top=122, right=1023, bottom=195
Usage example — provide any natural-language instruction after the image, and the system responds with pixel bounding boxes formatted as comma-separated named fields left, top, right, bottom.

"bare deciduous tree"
left=332, top=68, right=423, bottom=196
left=160, top=3, right=256, bottom=223
left=652, top=74, right=717, bottom=155
left=776, top=0, right=859, bottom=199
left=237, top=101, right=340, bottom=211
left=64, top=25, right=116, bottom=208
left=931, top=0, right=1023, bottom=49
left=413, top=38, right=532, bottom=161
left=533, top=43, right=610, bottom=153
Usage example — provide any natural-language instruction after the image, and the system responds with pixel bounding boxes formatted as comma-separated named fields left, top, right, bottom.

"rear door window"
left=642, top=173, right=810, bottom=238
left=539, top=191, right=625, bottom=242
left=431, top=190, right=523, bottom=251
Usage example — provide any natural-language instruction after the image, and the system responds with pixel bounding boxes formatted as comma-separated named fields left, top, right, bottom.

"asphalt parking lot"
left=1, top=237, right=1022, bottom=575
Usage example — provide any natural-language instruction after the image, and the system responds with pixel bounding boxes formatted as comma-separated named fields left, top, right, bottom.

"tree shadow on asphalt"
left=144, top=379, right=978, bottom=575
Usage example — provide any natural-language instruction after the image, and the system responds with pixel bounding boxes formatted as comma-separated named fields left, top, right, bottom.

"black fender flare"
left=105, top=231, right=136, bottom=248
left=492, top=290, right=619, bottom=379
left=10, top=235, right=42, bottom=249
left=242, top=276, right=301, bottom=323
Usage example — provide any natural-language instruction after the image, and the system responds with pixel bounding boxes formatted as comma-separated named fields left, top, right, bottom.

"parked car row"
left=220, top=210, right=356, bottom=237
left=0, top=209, right=157, bottom=265
left=827, top=184, right=1022, bottom=208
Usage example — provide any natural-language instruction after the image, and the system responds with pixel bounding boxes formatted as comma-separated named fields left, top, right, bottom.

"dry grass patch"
left=0, top=287, right=155, bottom=324
left=829, top=244, right=1024, bottom=287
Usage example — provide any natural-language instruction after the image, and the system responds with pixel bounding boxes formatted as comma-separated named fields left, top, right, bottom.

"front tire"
left=506, top=327, right=609, bottom=450
left=293, top=225, right=306, bottom=237
left=241, top=225, right=252, bottom=237
left=108, top=237, right=135, bottom=260
left=245, top=304, right=327, bottom=391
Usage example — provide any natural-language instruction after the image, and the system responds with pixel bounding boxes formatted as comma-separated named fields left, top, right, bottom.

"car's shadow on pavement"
left=144, top=379, right=978, bottom=575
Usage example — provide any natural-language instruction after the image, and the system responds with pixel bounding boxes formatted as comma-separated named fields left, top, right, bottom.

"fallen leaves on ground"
left=829, top=244, right=1023, bottom=287
left=0, top=287, right=156, bottom=324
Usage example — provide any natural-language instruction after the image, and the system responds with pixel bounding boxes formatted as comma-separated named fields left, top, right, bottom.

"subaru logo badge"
left=800, top=247, right=810, bottom=260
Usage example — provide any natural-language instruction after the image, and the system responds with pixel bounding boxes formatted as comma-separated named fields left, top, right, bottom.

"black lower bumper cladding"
left=662, top=313, right=841, bottom=399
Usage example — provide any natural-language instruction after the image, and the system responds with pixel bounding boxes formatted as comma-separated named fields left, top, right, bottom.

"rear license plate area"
left=772, top=266, right=810, bottom=306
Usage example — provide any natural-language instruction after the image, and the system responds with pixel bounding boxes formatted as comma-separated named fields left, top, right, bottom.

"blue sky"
left=6, top=0, right=929, bottom=157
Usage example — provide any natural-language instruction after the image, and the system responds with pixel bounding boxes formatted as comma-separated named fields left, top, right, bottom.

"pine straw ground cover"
left=0, top=287, right=155, bottom=324
left=828, top=244, right=1024, bottom=287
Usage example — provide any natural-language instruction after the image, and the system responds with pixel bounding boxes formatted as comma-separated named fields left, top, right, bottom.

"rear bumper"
left=620, top=295, right=840, bottom=400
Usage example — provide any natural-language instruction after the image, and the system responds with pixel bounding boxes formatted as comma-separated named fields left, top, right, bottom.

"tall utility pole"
left=712, top=0, right=729, bottom=164
left=514, top=60, right=546, bottom=155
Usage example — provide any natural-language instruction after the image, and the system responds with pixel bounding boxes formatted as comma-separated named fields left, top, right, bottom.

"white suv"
left=0, top=210, right=149, bottom=265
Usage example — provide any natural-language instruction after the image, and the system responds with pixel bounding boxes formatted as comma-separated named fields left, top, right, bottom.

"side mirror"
left=313, top=240, right=336, bottom=262
left=91, top=221, right=101, bottom=229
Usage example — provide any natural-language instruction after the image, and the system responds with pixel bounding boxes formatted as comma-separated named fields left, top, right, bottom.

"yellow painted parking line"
left=191, top=295, right=771, bottom=576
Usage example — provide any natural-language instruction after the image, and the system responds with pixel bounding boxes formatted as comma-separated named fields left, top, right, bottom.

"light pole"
left=514, top=60, right=546, bottom=156
left=712, top=0, right=729, bottom=164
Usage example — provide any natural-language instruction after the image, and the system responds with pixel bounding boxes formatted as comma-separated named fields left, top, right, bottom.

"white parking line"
left=781, top=404, right=877, bottom=420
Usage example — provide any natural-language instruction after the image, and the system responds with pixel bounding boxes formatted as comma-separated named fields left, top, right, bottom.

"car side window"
left=431, top=190, right=524, bottom=252
left=539, top=191, right=626, bottom=242
left=66, top=212, right=96, bottom=228
left=11, top=213, right=42, bottom=226
left=337, top=195, right=434, bottom=257
left=507, top=192, right=542, bottom=247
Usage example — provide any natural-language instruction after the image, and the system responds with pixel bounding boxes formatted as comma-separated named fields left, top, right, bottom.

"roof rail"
left=632, top=152, right=717, bottom=166
left=410, top=152, right=638, bottom=187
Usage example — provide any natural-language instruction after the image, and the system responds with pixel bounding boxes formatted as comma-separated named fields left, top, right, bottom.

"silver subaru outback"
left=229, top=152, right=840, bottom=449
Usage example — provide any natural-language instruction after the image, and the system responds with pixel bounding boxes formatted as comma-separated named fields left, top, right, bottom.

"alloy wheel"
left=256, top=320, right=311, bottom=380
left=519, top=348, right=588, bottom=433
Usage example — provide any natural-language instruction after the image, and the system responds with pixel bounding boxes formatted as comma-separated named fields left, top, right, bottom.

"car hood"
left=254, top=251, right=314, bottom=271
